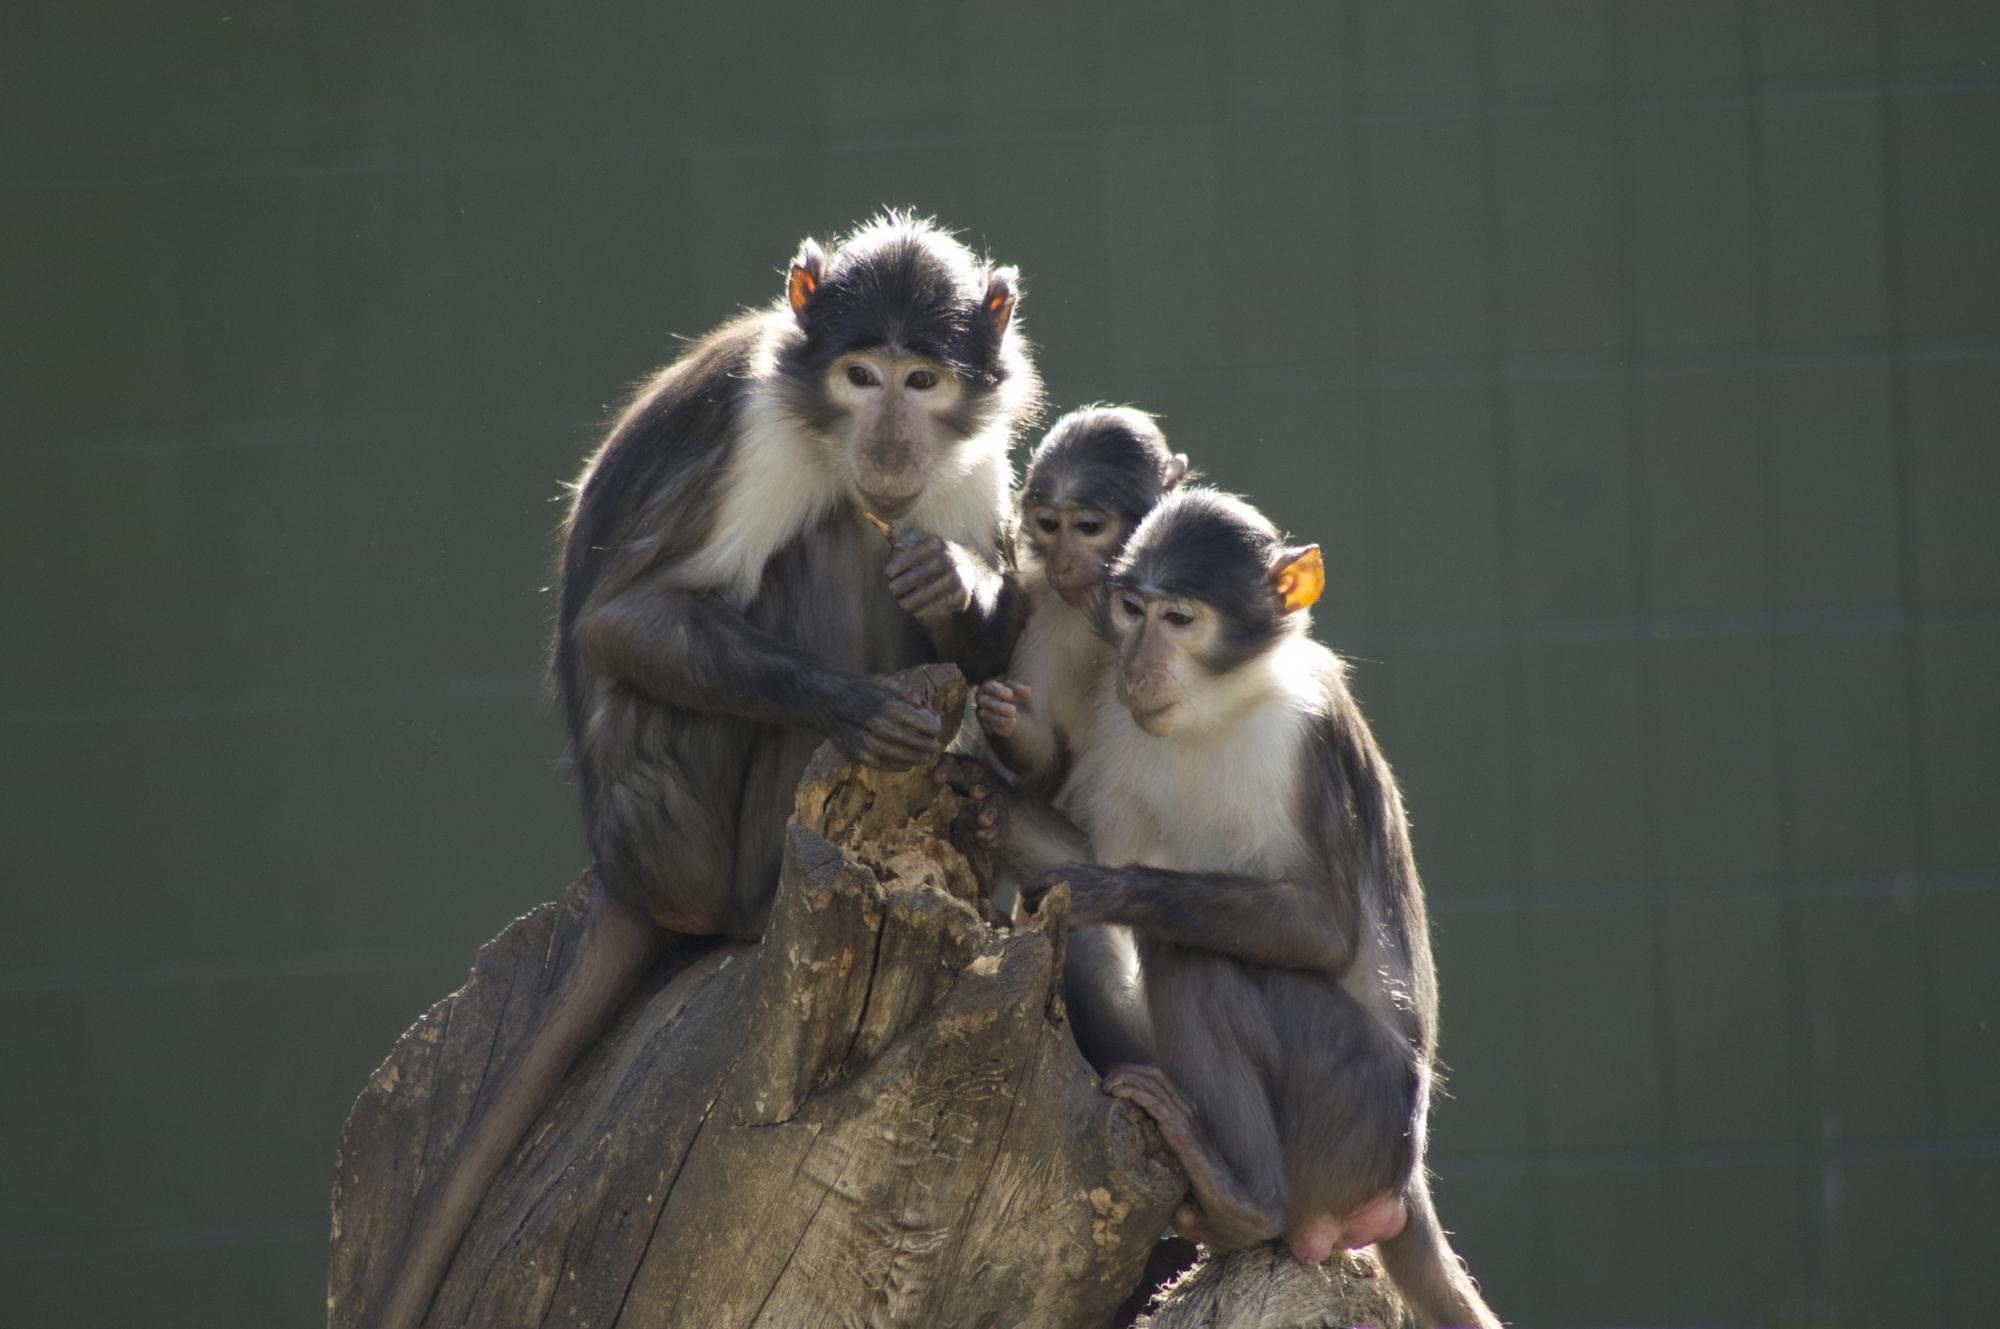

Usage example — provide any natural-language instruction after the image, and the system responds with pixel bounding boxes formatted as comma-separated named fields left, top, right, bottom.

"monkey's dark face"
left=822, top=350, right=969, bottom=518
left=1022, top=502, right=1124, bottom=607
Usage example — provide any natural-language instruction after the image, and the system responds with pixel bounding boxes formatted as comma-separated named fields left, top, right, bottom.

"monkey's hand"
left=1022, top=864, right=1119, bottom=925
left=975, top=678, right=1033, bottom=737
left=886, top=530, right=976, bottom=624
left=829, top=679, right=946, bottom=771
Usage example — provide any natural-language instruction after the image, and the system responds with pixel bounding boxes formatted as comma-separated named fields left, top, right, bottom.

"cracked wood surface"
left=327, top=665, right=1186, bottom=1329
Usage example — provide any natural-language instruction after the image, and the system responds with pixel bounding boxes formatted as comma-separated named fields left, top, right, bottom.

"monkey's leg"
left=1375, top=1173, right=1503, bottom=1329
left=1063, top=929, right=1149, bottom=1073
left=1103, top=1064, right=1284, bottom=1251
left=365, top=883, right=660, bottom=1329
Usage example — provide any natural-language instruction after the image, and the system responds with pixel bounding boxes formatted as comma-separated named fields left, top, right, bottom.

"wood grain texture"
left=327, top=665, right=1194, bottom=1329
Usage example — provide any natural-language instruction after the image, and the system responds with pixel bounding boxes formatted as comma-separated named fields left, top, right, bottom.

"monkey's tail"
left=1374, top=1173, right=1503, bottom=1329
left=365, top=880, right=661, bottom=1329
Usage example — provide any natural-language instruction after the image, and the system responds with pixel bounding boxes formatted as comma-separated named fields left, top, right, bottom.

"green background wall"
left=3, top=3, right=1995, bottom=1326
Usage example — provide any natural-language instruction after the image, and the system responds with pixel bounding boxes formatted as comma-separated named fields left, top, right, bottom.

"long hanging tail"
left=365, top=882, right=661, bottom=1329
left=1374, top=1174, right=1503, bottom=1329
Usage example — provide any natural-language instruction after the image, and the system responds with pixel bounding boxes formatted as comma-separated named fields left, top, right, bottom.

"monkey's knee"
left=597, top=835, right=733, bottom=937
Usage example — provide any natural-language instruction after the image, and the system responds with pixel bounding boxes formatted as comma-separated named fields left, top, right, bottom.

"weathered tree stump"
left=328, top=663, right=1408, bottom=1329
left=1134, top=1248, right=1403, bottom=1329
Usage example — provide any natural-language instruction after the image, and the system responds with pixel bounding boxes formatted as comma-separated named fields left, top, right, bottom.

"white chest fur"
left=1014, top=583, right=1110, bottom=753
left=676, top=388, right=1011, bottom=605
left=1070, top=641, right=1321, bottom=878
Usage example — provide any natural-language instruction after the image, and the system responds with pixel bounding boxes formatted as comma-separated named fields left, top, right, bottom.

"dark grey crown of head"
left=1118, top=490, right=1280, bottom=600
left=1025, top=407, right=1174, bottom=519
left=797, top=220, right=1005, bottom=381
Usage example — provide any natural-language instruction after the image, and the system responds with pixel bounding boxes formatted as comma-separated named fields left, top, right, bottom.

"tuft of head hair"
left=1022, top=406, right=1189, bottom=525
left=1111, top=488, right=1310, bottom=670
left=781, top=211, right=1016, bottom=385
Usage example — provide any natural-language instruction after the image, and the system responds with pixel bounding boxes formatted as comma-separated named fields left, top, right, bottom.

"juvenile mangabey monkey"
left=363, top=215, right=1041, bottom=1329
left=1023, top=490, right=1501, bottom=1329
left=972, top=407, right=1185, bottom=1073
left=975, top=406, right=1187, bottom=796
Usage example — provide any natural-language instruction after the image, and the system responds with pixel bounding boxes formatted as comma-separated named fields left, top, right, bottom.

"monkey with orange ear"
left=1021, top=489, right=1503, bottom=1329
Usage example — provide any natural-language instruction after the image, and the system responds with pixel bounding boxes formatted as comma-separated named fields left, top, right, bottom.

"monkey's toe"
left=1104, top=1064, right=1196, bottom=1121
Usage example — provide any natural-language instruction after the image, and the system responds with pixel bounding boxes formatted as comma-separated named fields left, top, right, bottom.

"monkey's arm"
left=887, top=534, right=1026, bottom=681
left=1000, top=791, right=1091, bottom=879
left=1026, top=864, right=1356, bottom=975
left=575, top=583, right=941, bottom=767
left=934, top=547, right=1028, bottom=681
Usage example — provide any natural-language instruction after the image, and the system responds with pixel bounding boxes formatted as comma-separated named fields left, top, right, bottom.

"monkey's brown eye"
left=905, top=368, right=940, bottom=391
left=845, top=364, right=880, bottom=388
left=1074, top=516, right=1106, bottom=538
left=1164, top=608, right=1196, bottom=628
left=1119, top=594, right=1144, bottom=619
left=1035, top=515, right=1060, bottom=535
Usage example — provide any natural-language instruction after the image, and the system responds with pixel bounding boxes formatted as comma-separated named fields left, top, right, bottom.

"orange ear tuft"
left=787, top=263, right=817, bottom=315
left=1272, top=544, right=1325, bottom=614
left=787, top=238, right=825, bottom=319
left=983, top=266, right=1019, bottom=338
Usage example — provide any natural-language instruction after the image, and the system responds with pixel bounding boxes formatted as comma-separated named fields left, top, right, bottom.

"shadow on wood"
left=327, top=665, right=1185, bottom=1329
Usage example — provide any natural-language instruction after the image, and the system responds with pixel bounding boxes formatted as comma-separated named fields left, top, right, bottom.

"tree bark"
left=327, top=664, right=1407, bottom=1329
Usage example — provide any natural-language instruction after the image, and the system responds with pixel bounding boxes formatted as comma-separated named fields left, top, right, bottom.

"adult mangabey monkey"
left=363, top=215, right=1041, bottom=1329
left=1023, top=490, right=1501, bottom=1329
left=975, top=406, right=1187, bottom=797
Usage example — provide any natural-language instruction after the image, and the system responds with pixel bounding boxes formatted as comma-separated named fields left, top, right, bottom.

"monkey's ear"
left=983, top=266, right=1020, bottom=338
left=1163, top=453, right=1190, bottom=490
left=788, top=239, right=825, bottom=322
left=1270, top=544, right=1325, bottom=615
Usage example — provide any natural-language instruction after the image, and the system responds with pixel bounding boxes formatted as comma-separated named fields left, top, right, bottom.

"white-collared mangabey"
left=363, top=214, right=1042, bottom=1329
left=1023, top=489, right=1501, bottom=1329
left=974, top=406, right=1187, bottom=797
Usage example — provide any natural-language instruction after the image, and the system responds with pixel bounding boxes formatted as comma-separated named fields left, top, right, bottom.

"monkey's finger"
left=887, top=559, right=952, bottom=596
left=884, top=699, right=943, bottom=739
left=901, top=581, right=968, bottom=618
left=1009, top=683, right=1035, bottom=702
left=884, top=540, right=943, bottom=579
left=891, top=576, right=952, bottom=611
left=861, top=733, right=931, bottom=770
left=868, top=724, right=933, bottom=762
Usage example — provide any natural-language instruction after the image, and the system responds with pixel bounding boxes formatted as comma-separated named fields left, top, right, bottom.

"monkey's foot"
left=1104, top=1064, right=1281, bottom=1251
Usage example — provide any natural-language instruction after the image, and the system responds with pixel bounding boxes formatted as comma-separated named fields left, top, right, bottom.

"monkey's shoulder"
left=601, top=312, right=777, bottom=465
left=562, top=314, right=812, bottom=608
